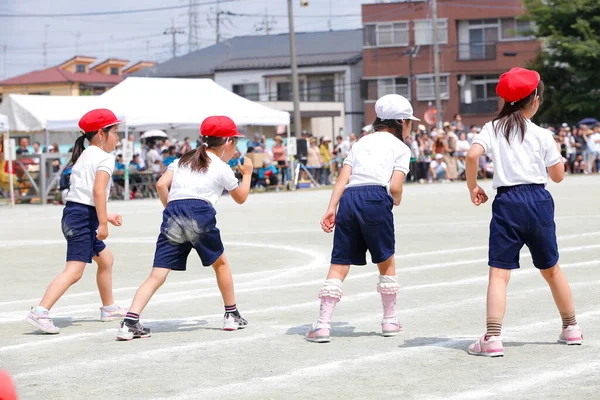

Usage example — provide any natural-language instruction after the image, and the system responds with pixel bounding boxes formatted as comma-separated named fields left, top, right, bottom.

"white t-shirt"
left=472, top=120, right=561, bottom=189
left=167, top=152, right=239, bottom=207
left=65, top=146, right=115, bottom=206
left=430, top=160, right=447, bottom=172
left=587, top=133, right=600, bottom=153
left=344, top=131, right=411, bottom=188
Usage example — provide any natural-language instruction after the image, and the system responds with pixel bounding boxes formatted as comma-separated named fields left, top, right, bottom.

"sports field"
left=1, top=176, right=599, bottom=399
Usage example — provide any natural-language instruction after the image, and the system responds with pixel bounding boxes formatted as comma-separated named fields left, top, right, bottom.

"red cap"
left=200, top=116, right=244, bottom=138
left=496, top=67, right=540, bottom=104
left=78, top=109, right=122, bottom=133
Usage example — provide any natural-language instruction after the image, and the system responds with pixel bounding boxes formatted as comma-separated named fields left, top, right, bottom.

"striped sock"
left=225, top=304, right=238, bottom=316
left=560, top=311, right=577, bottom=329
left=124, top=312, right=139, bottom=326
left=485, top=317, right=502, bottom=340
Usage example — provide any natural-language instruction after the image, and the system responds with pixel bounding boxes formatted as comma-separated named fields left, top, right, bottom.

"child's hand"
left=97, top=223, right=109, bottom=240
left=320, top=208, right=336, bottom=233
left=393, top=195, right=402, bottom=206
left=240, top=157, right=254, bottom=176
left=108, top=214, right=122, bottom=227
left=470, top=186, right=488, bottom=206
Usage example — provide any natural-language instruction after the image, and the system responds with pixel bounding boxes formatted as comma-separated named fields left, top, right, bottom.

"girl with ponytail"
left=117, top=116, right=254, bottom=340
left=26, top=109, right=127, bottom=334
left=466, top=68, right=581, bottom=357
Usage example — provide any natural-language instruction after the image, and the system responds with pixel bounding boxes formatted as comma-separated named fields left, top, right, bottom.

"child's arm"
left=321, top=164, right=351, bottom=233
left=389, top=170, right=406, bottom=206
left=93, top=171, right=111, bottom=240
left=229, top=157, right=254, bottom=204
left=156, top=170, right=173, bottom=208
left=466, top=144, right=489, bottom=206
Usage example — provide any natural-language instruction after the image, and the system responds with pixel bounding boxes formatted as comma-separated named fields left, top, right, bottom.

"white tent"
left=99, top=77, right=290, bottom=129
left=0, top=114, right=9, bottom=131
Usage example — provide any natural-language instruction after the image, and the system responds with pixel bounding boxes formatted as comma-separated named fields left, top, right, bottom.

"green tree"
left=523, top=0, right=600, bottom=124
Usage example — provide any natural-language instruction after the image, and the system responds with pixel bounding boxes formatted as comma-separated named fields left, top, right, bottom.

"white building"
left=137, top=29, right=364, bottom=139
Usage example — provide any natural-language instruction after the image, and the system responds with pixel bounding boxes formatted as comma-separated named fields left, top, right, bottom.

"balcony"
left=457, top=42, right=497, bottom=61
left=460, top=99, right=498, bottom=115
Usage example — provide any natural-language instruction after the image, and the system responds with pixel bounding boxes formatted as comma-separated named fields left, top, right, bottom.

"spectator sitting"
left=179, top=137, right=192, bottom=156
left=257, top=159, right=279, bottom=190
left=247, top=133, right=265, bottom=153
left=130, top=154, right=145, bottom=172
left=163, top=146, right=178, bottom=167
left=16, top=137, right=29, bottom=155
left=572, top=154, right=586, bottom=174
left=228, top=151, right=243, bottom=182
left=428, top=154, right=449, bottom=183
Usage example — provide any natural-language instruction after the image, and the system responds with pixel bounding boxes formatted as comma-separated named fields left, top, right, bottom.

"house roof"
left=92, top=58, right=130, bottom=70
left=134, top=29, right=363, bottom=77
left=0, top=66, right=124, bottom=86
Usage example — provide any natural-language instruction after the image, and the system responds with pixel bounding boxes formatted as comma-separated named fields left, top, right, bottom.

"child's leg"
left=93, top=248, right=115, bottom=307
left=486, top=267, right=511, bottom=338
left=128, top=267, right=170, bottom=315
left=212, top=254, right=235, bottom=306
left=540, top=264, right=577, bottom=328
left=39, top=261, right=86, bottom=310
left=315, top=264, right=349, bottom=326
left=376, top=255, right=399, bottom=318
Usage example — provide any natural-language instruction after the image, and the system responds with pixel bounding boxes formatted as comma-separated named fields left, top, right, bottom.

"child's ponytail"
left=178, top=136, right=228, bottom=173
left=70, top=127, right=111, bottom=164
left=493, top=80, right=545, bottom=144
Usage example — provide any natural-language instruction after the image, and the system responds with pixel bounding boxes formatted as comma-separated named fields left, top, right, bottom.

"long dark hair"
left=178, top=136, right=234, bottom=173
left=71, top=126, right=112, bottom=164
left=493, top=80, right=544, bottom=144
left=371, top=117, right=404, bottom=140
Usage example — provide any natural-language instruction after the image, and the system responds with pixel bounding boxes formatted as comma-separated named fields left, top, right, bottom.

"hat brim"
left=102, top=119, right=123, bottom=129
left=408, top=115, right=421, bottom=121
left=231, top=132, right=245, bottom=138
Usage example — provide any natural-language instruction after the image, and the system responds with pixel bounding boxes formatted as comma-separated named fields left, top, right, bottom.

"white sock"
left=34, top=306, right=49, bottom=314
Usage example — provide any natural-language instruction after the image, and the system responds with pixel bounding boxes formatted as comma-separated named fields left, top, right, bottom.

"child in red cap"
left=465, top=68, right=582, bottom=357
left=26, top=109, right=126, bottom=334
left=117, top=116, right=254, bottom=340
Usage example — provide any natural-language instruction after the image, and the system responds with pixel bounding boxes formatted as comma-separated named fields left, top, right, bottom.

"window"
left=232, top=83, right=260, bottom=101
left=307, top=75, right=335, bottom=102
left=277, top=82, right=292, bottom=101
left=500, top=18, right=533, bottom=40
left=364, top=22, right=409, bottom=47
left=470, top=75, right=499, bottom=101
left=75, top=64, right=85, bottom=73
left=414, top=19, right=448, bottom=45
left=416, top=75, right=449, bottom=101
left=377, top=77, right=409, bottom=98
left=110, top=67, right=119, bottom=75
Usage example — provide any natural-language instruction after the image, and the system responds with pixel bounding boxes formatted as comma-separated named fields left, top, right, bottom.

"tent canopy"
left=99, top=77, right=290, bottom=129
left=0, top=114, right=9, bottom=131
left=0, top=77, right=289, bottom=132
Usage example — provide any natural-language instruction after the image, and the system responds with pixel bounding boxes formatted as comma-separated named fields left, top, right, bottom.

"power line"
left=254, top=8, right=277, bottom=35
left=164, top=19, right=185, bottom=58
left=187, top=0, right=201, bottom=52
left=0, top=0, right=240, bottom=18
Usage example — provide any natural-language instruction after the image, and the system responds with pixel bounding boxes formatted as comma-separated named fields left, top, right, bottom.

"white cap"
left=435, top=153, right=444, bottom=160
left=375, top=94, right=420, bottom=121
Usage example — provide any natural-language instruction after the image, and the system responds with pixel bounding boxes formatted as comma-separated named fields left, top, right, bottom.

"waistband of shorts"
left=344, top=185, right=387, bottom=193
left=65, top=201, right=96, bottom=210
left=496, top=184, right=545, bottom=194
left=168, top=198, right=211, bottom=207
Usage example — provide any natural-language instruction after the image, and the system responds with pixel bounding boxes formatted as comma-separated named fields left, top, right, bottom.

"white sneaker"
left=26, top=308, right=60, bottom=334
left=223, top=313, right=248, bottom=331
left=100, top=305, right=127, bottom=322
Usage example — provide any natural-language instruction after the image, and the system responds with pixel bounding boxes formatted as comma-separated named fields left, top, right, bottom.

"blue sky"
left=0, top=0, right=371, bottom=79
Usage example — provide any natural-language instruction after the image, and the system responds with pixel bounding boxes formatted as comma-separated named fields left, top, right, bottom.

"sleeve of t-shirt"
left=543, top=131, right=562, bottom=167
left=220, top=164, right=239, bottom=191
left=393, top=144, right=411, bottom=174
left=343, top=148, right=354, bottom=167
left=98, top=155, right=115, bottom=176
left=472, top=125, right=492, bottom=154
left=167, top=160, right=177, bottom=173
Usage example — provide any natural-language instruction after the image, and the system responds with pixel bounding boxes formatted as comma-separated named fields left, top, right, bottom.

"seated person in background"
left=257, top=159, right=279, bottom=189
left=113, top=154, right=126, bottom=194
left=228, top=151, right=243, bottom=182
left=572, top=154, right=586, bottom=174
left=163, top=146, right=178, bottom=167
left=129, top=154, right=145, bottom=172
left=428, top=153, right=449, bottom=183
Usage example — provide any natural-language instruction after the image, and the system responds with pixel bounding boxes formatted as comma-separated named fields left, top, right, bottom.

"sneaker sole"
left=25, top=317, right=60, bottom=334
left=116, top=333, right=151, bottom=341
left=382, top=330, right=404, bottom=337
left=306, top=336, right=330, bottom=343
left=467, top=349, right=504, bottom=357
left=559, top=339, right=582, bottom=345
left=100, top=316, right=126, bottom=322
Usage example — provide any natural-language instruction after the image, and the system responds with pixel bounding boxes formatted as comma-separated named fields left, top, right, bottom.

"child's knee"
left=66, top=268, right=84, bottom=284
left=149, top=268, right=169, bottom=286
left=540, top=264, right=560, bottom=281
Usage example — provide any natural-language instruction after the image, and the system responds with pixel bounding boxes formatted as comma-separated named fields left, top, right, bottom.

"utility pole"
left=188, top=0, right=200, bottom=52
left=432, top=0, right=443, bottom=128
left=145, top=40, right=150, bottom=60
left=164, top=18, right=185, bottom=59
left=74, top=32, right=81, bottom=54
left=2, top=44, right=6, bottom=79
left=255, top=8, right=276, bottom=35
left=216, top=0, right=221, bottom=43
left=327, top=0, right=332, bottom=31
left=43, top=24, right=49, bottom=67
left=287, top=0, right=302, bottom=138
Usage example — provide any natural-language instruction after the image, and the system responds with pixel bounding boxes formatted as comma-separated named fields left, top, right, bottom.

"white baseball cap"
left=375, top=94, right=420, bottom=121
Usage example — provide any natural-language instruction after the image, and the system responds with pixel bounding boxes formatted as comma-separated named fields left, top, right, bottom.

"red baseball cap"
left=200, top=116, right=244, bottom=138
left=78, top=109, right=122, bottom=133
left=496, top=67, right=540, bottom=104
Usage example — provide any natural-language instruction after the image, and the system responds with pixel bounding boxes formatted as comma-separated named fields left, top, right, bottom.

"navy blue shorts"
left=153, top=199, right=224, bottom=271
left=61, top=202, right=106, bottom=263
left=331, top=186, right=395, bottom=266
left=489, top=184, right=559, bottom=270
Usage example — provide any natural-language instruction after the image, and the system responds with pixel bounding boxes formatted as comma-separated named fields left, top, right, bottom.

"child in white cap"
left=305, top=94, right=418, bottom=343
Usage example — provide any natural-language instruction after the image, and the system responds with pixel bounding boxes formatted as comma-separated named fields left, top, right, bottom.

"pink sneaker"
left=468, top=335, right=504, bottom=357
left=559, top=325, right=582, bottom=345
left=381, top=317, right=404, bottom=337
left=305, top=323, right=330, bottom=343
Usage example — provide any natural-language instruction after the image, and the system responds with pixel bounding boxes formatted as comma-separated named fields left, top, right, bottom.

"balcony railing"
left=457, top=42, right=497, bottom=61
left=460, top=99, right=499, bottom=115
